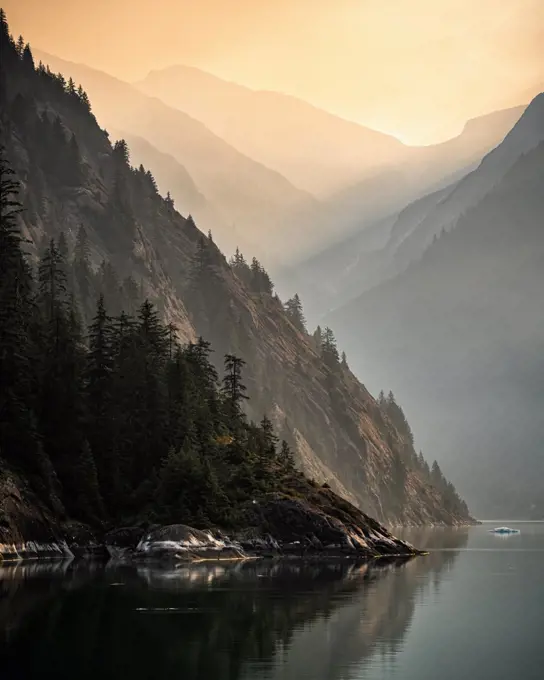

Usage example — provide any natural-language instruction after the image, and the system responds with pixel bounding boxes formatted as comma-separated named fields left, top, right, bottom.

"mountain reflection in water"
left=0, top=531, right=468, bottom=680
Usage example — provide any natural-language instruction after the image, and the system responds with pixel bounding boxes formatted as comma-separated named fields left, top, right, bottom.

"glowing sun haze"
left=4, top=0, right=543, bottom=143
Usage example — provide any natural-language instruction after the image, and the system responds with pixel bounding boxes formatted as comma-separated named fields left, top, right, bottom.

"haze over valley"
left=2, top=0, right=543, bottom=523
left=2, top=3, right=544, bottom=678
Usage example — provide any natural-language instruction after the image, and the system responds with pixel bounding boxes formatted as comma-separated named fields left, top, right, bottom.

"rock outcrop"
left=1, top=468, right=417, bottom=563
left=237, top=492, right=416, bottom=557
left=0, top=470, right=72, bottom=561
left=131, top=525, right=247, bottom=562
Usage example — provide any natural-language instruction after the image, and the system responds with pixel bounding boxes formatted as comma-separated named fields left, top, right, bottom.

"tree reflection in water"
left=0, top=531, right=468, bottom=680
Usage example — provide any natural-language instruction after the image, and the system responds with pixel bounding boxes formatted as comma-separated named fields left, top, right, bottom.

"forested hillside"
left=0, top=10, right=471, bottom=527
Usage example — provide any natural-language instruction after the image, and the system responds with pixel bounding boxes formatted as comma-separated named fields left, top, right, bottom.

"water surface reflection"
left=0, top=533, right=468, bottom=680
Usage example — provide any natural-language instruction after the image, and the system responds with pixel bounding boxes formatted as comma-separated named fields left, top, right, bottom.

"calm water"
left=1, top=522, right=543, bottom=680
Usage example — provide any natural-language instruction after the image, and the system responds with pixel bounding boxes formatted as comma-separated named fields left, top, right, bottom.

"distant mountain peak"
left=135, top=62, right=406, bottom=198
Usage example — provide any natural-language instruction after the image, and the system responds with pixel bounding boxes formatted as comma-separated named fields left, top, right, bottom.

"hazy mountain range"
left=135, top=64, right=404, bottom=197
left=8, top=33, right=541, bottom=520
left=1, top=25, right=472, bottom=527
left=33, top=51, right=527, bottom=267
left=33, top=50, right=323, bottom=263
left=326, top=93, right=544, bottom=517
left=281, top=105, right=528, bottom=312
left=136, top=64, right=529, bottom=261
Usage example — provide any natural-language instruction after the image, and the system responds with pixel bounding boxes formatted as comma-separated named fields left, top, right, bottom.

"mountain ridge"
left=284, top=101, right=530, bottom=316
left=326, top=96, right=544, bottom=517
left=32, top=48, right=324, bottom=264
left=136, top=63, right=405, bottom=197
left=0, top=17, right=472, bottom=528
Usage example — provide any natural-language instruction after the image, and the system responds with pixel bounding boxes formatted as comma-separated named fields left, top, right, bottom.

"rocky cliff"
left=0, top=13, right=472, bottom=528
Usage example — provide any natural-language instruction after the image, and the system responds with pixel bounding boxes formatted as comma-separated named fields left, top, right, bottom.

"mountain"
left=32, top=56, right=527, bottom=269
left=136, top=64, right=405, bottom=198
left=106, top=128, right=231, bottom=241
left=316, top=105, right=526, bottom=234
left=137, top=66, right=527, bottom=264
left=284, top=104, right=530, bottom=317
left=0, top=14, right=471, bottom=529
left=388, top=96, right=544, bottom=270
left=327, top=97, right=544, bottom=517
left=410, top=105, right=527, bottom=181
left=31, top=50, right=322, bottom=264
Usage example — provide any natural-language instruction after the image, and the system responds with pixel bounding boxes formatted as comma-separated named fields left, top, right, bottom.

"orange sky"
left=4, top=0, right=543, bottom=143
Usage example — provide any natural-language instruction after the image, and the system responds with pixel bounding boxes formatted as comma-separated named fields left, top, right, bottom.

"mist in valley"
left=3, top=0, right=543, bottom=522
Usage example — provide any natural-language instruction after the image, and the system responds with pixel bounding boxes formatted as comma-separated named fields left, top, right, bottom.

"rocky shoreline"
left=0, top=528, right=420, bottom=564
left=1, top=512, right=421, bottom=564
left=1, top=471, right=421, bottom=563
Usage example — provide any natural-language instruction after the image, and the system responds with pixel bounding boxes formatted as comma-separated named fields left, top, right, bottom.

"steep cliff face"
left=0, top=21, right=471, bottom=526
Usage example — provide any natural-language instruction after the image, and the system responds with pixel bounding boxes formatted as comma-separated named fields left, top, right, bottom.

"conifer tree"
left=164, top=345, right=193, bottom=452
left=382, top=390, right=415, bottom=446
left=21, top=44, right=34, bottom=71
left=38, top=238, right=68, bottom=323
left=80, top=89, right=91, bottom=112
left=76, top=84, right=85, bottom=101
left=313, top=325, right=323, bottom=349
left=230, top=247, right=245, bottom=268
left=66, top=77, right=76, bottom=97
left=187, top=234, right=225, bottom=336
left=223, top=354, right=248, bottom=418
left=191, top=234, right=214, bottom=279
left=284, top=293, right=306, bottom=332
left=138, top=299, right=168, bottom=360
left=322, top=327, right=339, bottom=365
left=145, top=169, right=158, bottom=193
left=279, top=440, right=295, bottom=471
left=56, top=73, right=66, bottom=91
left=0, top=11, right=18, bottom=74
left=0, top=9, right=7, bottom=38
left=118, top=300, right=169, bottom=488
left=249, top=257, right=273, bottom=295
left=431, top=460, right=443, bottom=489
left=112, top=139, right=130, bottom=165
left=85, top=294, right=117, bottom=505
left=230, top=247, right=252, bottom=286
left=16, top=34, right=24, bottom=57
left=259, top=414, right=278, bottom=459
